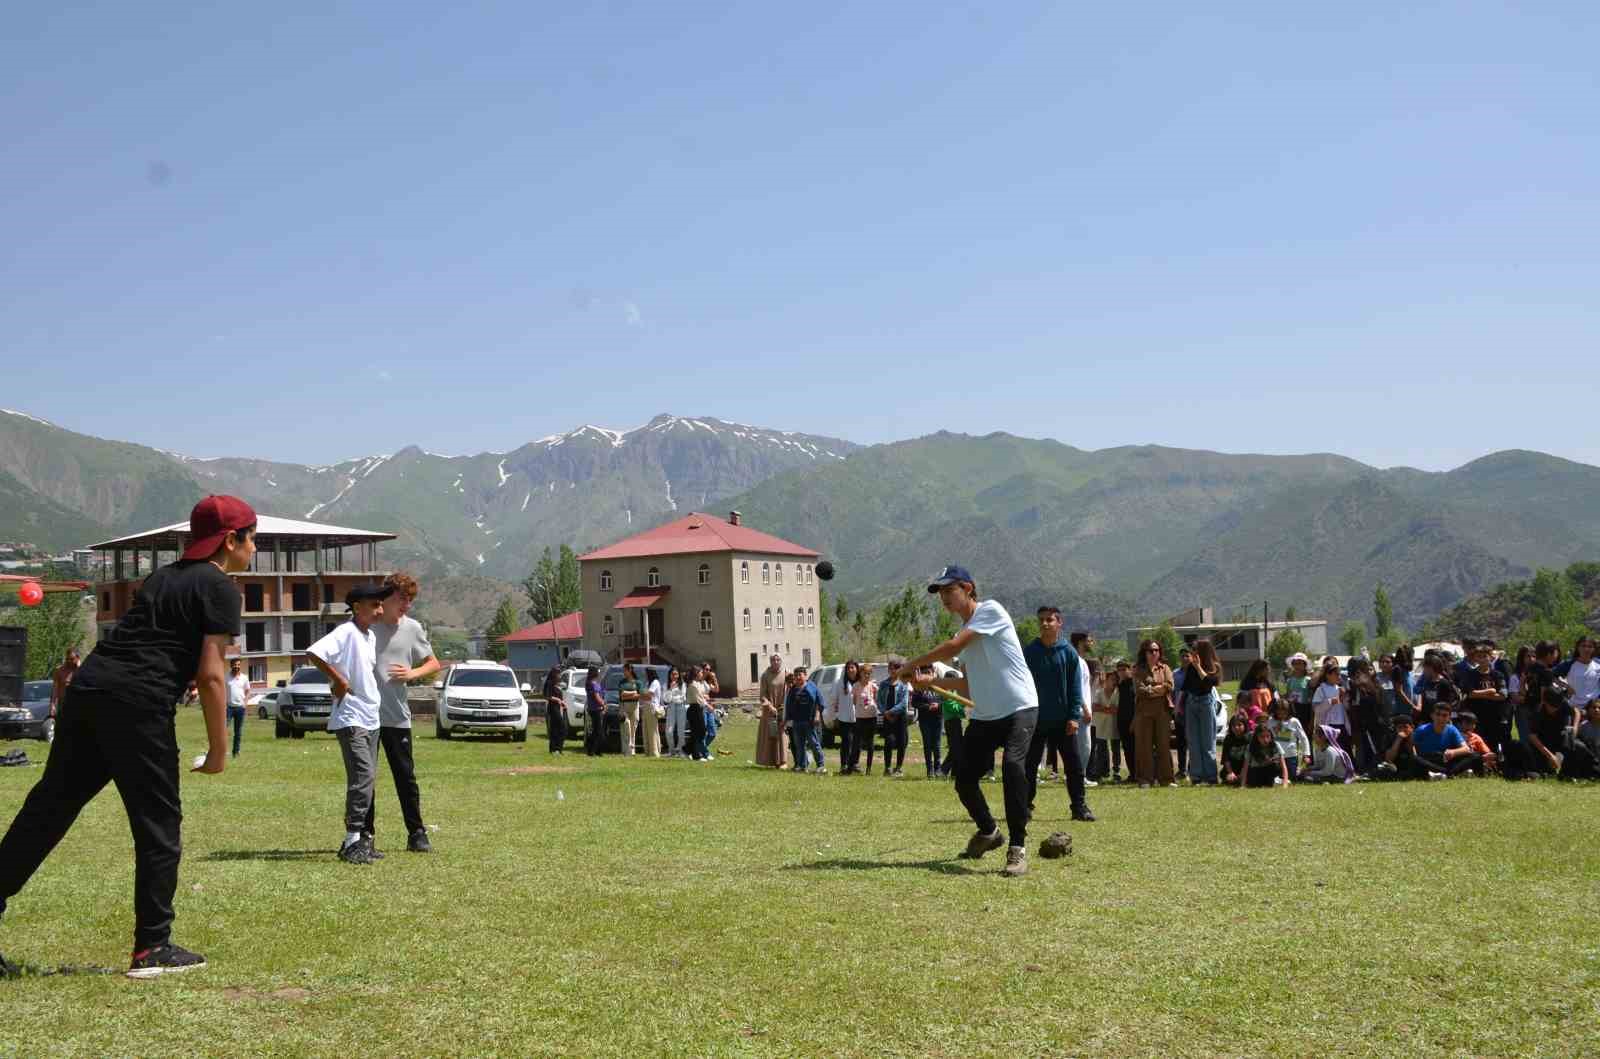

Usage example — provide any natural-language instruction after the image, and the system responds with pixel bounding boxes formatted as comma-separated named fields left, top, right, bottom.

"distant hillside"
left=1421, top=562, right=1600, bottom=642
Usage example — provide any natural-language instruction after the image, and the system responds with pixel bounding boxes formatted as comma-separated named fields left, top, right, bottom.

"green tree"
left=1284, top=606, right=1297, bottom=622
left=933, top=607, right=959, bottom=644
left=0, top=589, right=89, bottom=680
left=521, top=545, right=582, bottom=624
left=1013, top=614, right=1041, bottom=648
left=1266, top=627, right=1308, bottom=672
left=835, top=596, right=849, bottom=623
left=1339, top=620, right=1366, bottom=656
left=1135, top=622, right=1185, bottom=667
left=1374, top=585, right=1394, bottom=640
left=485, top=597, right=519, bottom=662
left=820, top=588, right=844, bottom=663
left=1505, top=568, right=1593, bottom=652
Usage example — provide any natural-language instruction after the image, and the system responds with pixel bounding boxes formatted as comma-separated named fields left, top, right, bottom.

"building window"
left=602, top=615, right=615, bottom=636
left=699, top=610, right=713, bottom=633
left=761, top=562, right=770, bottom=585
left=244, top=622, right=265, bottom=652
left=323, top=583, right=335, bottom=605
left=775, top=564, right=783, bottom=585
left=806, top=564, right=814, bottom=585
left=740, top=561, right=750, bottom=584
left=600, top=570, right=613, bottom=592
left=698, top=563, right=711, bottom=586
left=292, top=621, right=312, bottom=650
left=248, top=661, right=266, bottom=684
left=647, top=567, right=661, bottom=588
left=243, top=584, right=264, bottom=612
left=807, top=607, right=815, bottom=628
left=785, top=642, right=790, bottom=655
left=742, top=608, right=751, bottom=631
left=777, top=608, right=785, bottom=630
left=796, top=563, right=804, bottom=584
left=291, top=583, right=311, bottom=611
left=764, top=608, right=772, bottom=630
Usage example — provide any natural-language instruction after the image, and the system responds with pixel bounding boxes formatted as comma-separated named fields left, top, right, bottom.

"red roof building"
left=578, top=512, right=818, bottom=562
left=502, top=611, right=585, bottom=644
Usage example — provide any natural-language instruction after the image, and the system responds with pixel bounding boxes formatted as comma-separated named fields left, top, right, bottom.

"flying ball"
left=815, top=560, right=835, bottom=582
left=18, top=581, right=44, bottom=607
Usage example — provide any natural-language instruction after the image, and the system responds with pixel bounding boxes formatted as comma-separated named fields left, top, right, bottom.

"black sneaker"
left=1072, top=807, right=1097, bottom=823
left=407, top=828, right=433, bottom=853
left=961, top=828, right=1005, bottom=860
left=0, top=951, right=20, bottom=979
left=361, top=834, right=386, bottom=860
left=126, top=942, right=207, bottom=979
left=337, top=838, right=376, bottom=865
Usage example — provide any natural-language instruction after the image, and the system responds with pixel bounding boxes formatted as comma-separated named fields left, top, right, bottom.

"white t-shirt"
left=1312, top=682, right=1346, bottom=729
left=645, top=678, right=662, bottom=714
left=957, top=600, right=1038, bottom=721
left=1567, top=659, right=1600, bottom=706
left=309, top=621, right=381, bottom=731
left=227, top=674, right=250, bottom=709
left=1076, top=658, right=1093, bottom=720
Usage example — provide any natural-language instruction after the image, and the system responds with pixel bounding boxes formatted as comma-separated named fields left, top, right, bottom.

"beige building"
left=578, top=511, right=822, bottom=694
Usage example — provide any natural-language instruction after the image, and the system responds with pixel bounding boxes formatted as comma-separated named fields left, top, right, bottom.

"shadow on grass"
left=202, top=849, right=331, bottom=862
left=782, top=856, right=984, bottom=876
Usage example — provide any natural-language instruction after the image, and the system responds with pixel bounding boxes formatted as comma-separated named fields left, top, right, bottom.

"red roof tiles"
left=577, top=513, right=818, bottom=562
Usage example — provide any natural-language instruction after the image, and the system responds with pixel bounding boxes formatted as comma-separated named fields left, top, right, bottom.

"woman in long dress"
left=755, top=662, right=788, bottom=768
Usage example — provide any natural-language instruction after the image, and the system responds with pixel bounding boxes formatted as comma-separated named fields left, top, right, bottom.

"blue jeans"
left=701, top=709, right=719, bottom=756
left=1185, top=695, right=1218, bottom=783
left=917, top=714, right=943, bottom=776
left=227, top=707, right=246, bottom=756
left=789, top=721, right=823, bottom=770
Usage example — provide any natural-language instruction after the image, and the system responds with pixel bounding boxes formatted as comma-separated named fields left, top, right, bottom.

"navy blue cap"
left=345, top=582, right=396, bottom=609
left=927, top=565, right=974, bottom=593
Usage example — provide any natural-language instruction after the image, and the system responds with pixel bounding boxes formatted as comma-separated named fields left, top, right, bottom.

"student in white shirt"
left=307, top=583, right=392, bottom=865
left=642, top=670, right=664, bottom=758
left=226, top=659, right=250, bottom=758
left=899, top=565, right=1039, bottom=878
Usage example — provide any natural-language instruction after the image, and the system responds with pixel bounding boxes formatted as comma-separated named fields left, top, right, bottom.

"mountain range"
left=3, top=408, right=1597, bottom=637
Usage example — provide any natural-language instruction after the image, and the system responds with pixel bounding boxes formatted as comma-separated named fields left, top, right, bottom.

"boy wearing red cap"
left=0, top=495, right=256, bottom=979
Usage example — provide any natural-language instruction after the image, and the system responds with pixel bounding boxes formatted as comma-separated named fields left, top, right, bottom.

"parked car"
left=250, top=688, right=282, bottom=720
left=0, top=680, right=54, bottom=742
left=559, top=668, right=590, bottom=732
left=599, top=663, right=671, bottom=753
left=434, top=660, right=530, bottom=741
left=275, top=666, right=334, bottom=739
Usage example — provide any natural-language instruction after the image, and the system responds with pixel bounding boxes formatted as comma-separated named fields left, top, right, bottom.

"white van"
left=434, top=660, right=530, bottom=741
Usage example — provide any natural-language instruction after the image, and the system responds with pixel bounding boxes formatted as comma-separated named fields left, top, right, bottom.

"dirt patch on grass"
left=484, top=765, right=577, bottom=776
left=221, top=986, right=312, bottom=1002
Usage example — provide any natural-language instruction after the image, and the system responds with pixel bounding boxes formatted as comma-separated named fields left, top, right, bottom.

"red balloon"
left=18, top=581, right=44, bottom=607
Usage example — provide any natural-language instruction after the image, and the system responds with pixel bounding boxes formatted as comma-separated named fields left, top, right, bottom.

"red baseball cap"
left=183, top=495, right=258, bottom=560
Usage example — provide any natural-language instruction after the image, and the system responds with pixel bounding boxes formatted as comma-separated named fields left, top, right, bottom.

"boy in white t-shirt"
left=307, top=583, right=392, bottom=865
left=899, top=565, right=1040, bottom=878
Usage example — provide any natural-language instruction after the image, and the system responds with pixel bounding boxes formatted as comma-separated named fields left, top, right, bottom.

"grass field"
left=2, top=709, right=1599, bottom=1058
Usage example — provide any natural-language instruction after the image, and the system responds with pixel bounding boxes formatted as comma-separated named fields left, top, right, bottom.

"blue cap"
left=927, top=565, right=974, bottom=593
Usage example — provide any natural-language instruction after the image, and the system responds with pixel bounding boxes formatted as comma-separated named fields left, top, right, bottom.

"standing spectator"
left=542, top=666, right=567, bottom=755
left=940, top=681, right=966, bottom=780
left=1236, top=660, right=1275, bottom=722
left=1131, top=639, right=1175, bottom=788
left=1242, top=720, right=1289, bottom=788
left=1087, top=661, right=1115, bottom=780
left=226, top=659, right=249, bottom=759
left=1285, top=653, right=1314, bottom=734
left=878, top=661, right=910, bottom=777
left=1023, top=608, right=1093, bottom=822
left=831, top=660, right=860, bottom=774
left=785, top=666, right=826, bottom=774
left=1069, top=632, right=1098, bottom=784
left=1182, top=639, right=1222, bottom=785
left=1388, top=645, right=1418, bottom=721
left=1517, top=641, right=1561, bottom=748
left=1458, top=642, right=1510, bottom=756
left=617, top=663, right=641, bottom=758
left=755, top=654, right=788, bottom=769
left=1267, top=698, right=1311, bottom=781
left=1412, top=703, right=1484, bottom=777
left=684, top=666, right=710, bottom=762
left=365, top=571, right=442, bottom=854
left=913, top=666, right=943, bottom=779
left=1376, top=654, right=1396, bottom=713
left=1345, top=658, right=1389, bottom=774
left=700, top=661, right=721, bottom=758
left=662, top=669, right=688, bottom=757
left=583, top=667, right=606, bottom=757
left=853, top=664, right=880, bottom=775
left=1113, top=659, right=1137, bottom=783
left=1565, top=636, right=1600, bottom=710
left=1415, top=656, right=1460, bottom=723
left=897, top=566, right=1041, bottom=878
left=1170, top=646, right=1192, bottom=777
left=1311, top=660, right=1349, bottom=750
left=640, top=666, right=663, bottom=758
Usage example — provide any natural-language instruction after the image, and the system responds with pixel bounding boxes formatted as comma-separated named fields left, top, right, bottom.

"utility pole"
left=1262, top=600, right=1269, bottom=661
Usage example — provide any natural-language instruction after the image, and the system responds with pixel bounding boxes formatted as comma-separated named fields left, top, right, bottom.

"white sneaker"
left=1083, top=779, right=1099, bottom=788
left=1427, top=771, right=1446, bottom=781
left=814, top=767, right=828, bottom=775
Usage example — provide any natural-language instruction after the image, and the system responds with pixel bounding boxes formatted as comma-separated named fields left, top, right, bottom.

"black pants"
left=1116, top=709, right=1136, bottom=777
left=228, top=706, right=246, bottom=756
left=362, top=726, right=425, bottom=839
left=585, top=710, right=606, bottom=756
left=883, top=714, right=907, bottom=771
left=1245, top=764, right=1280, bottom=788
left=941, top=715, right=964, bottom=777
left=1173, top=710, right=1188, bottom=775
left=546, top=700, right=567, bottom=753
left=955, top=711, right=1037, bottom=849
left=918, top=713, right=943, bottom=777
left=1025, top=719, right=1088, bottom=814
left=1419, top=751, right=1484, bottom=778
left=1474, top=702, right=1511, bottom=756
left=687, top=705, right=707, bottom=760
left=0, top=691, right=182, bottom=951
left=835, top=719, right=856, bottom=771
left=858, top=718, right=878, bottom=771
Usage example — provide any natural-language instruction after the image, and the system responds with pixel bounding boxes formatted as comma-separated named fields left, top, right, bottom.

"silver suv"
left=274, top=666, right=335, bottom=738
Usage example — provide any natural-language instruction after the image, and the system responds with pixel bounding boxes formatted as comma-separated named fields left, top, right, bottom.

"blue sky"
left=4, top=2, right=1597, bottom=470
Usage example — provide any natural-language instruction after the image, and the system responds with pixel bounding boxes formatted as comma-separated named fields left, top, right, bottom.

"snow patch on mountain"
left=496, top=458, right=509, bottom=487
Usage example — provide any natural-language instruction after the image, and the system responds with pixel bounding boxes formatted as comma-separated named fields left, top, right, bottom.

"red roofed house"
left=579, top=511, right=821, bottom=694
left=501, top=610, right=584, bottom=672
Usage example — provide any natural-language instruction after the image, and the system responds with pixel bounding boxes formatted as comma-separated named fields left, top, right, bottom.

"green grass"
left=2, top=711, right=1599, bottom=1057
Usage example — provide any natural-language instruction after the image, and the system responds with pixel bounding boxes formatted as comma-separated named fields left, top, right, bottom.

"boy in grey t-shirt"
left=363, top=572, right=442, bottom=854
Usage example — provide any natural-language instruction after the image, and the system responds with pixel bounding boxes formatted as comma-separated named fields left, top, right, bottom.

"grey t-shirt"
left=373, top=615, right=434, bottom=728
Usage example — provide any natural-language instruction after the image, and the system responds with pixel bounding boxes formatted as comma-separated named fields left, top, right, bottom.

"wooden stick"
left=934, top=687, right=976, bottom=710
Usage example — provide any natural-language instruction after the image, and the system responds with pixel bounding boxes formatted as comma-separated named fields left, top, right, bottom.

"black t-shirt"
left=73, top=560, right=241, bottom=710
left=1532, top=704, right=1572, bottom=752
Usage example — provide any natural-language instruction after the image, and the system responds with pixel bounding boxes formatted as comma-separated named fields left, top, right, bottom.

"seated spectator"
left=1267, top=698, right=1310, bottom=781
left=1301, top=724, right=1356, bottom=784
left=1517, top=641, right=1561, bottom=748
left=1412, top=704, right=1485, bottom=777
left=1371, top=715, right=1444, bottom=781
left=1571, top=701, right=1600, bottom=780
left=1454, top=711, right=1498, bottom=774
left=1242, top=719, right=1289, bottom=789
left=1565, top=636, right=1600, bottom=710
left=1504, top=679, right=1579, bottom=779
left=1219, top=714, right=1251, bottom=787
